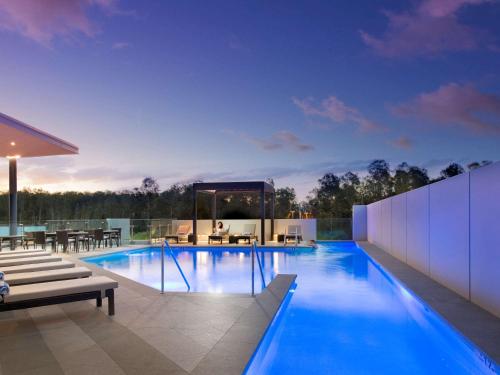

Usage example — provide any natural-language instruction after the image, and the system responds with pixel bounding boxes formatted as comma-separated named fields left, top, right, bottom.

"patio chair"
left=4, top=267, right=92, bottom=286
left=284, top=225, right=303, bottom=245
left=0, top=276, right=118, bottom=316
left=33, top=231, right=55, bottom=251
left=93, top=229, right=111, bottom=249
left=165, top=224, right=191, bottom=243
left=23, top=232, right=36, bottom=250
left=56, top=230, right=76, bottom=253
left=111, top=228, right=122, bottom=246
left=1, top=260, right=75, bottom=275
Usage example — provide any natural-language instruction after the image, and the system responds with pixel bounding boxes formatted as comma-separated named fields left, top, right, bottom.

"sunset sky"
left=0, top=0, right=499, bottom=199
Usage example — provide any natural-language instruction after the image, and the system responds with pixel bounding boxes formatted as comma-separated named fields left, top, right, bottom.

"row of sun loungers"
left=0, top=248, right=118, bottom=316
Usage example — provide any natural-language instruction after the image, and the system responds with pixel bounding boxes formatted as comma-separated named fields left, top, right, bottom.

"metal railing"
left=160, top=240, right=190, bottom=293
left=251, top=240, right=266, bottom=296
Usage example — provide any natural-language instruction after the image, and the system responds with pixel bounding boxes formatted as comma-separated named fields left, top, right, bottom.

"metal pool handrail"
left=161, top=240, right=191, bottom=293
left=251, top=240, right=266, bottom=296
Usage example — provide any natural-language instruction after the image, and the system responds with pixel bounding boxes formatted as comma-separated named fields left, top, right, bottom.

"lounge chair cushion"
left=1, top=260, right=75, bottom=274
left=3, top=276, right=118, bottom=304
left=5, top=267, right=92, bottom=286
left=0, top=251, right=52, bottom=260
left=0, top=256, right=62, bottom=268
left=0, top=249, right=47, bottom=257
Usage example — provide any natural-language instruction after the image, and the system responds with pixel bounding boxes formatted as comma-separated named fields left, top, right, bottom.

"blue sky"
left=0, top=0, right=499, bottom=199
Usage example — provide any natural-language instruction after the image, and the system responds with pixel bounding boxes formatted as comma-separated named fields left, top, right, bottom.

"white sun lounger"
left=0, top=256, right=62, bottom=268
left=1, top=260, right=75, bottom=274
left=0, top=276, right=118, bottom=315
left=0, top=251, right=52, bottom=260
left=0, top=249, right=46, bottom=256
left=5, top=267, right=92, bottom=286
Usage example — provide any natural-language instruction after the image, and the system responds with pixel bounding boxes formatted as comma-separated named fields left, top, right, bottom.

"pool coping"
left=191, top=274, right=297, bottom=375
left=357, top=241, right=500, bottom=365
left=67, top=252, right=297, bottom=374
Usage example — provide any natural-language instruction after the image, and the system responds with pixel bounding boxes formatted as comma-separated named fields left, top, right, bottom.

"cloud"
left=388, top=136, right=413, bottom=149
left=393, top=83, right=500, bottom=135
left=112, top=41, right=130, bottom=50
left=0, top=0, right=122, bottom=46
left=246, top=130, right=314, bottom=152
left=360, top=0, right=495, bottom=58
left=293, top=96, right=385, bottom=133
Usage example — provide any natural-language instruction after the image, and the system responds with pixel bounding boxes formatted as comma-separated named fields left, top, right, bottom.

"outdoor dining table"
left=0, top=234, right=25, bottom=250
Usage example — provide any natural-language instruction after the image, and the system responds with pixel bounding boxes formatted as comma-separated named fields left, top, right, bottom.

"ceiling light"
left=10, top=141, right=15, bottom=146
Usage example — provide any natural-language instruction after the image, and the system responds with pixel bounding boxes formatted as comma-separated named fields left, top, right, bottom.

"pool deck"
left=358, top=241, right=500, bottom=364
left=0, top=246, right=296, bottom=375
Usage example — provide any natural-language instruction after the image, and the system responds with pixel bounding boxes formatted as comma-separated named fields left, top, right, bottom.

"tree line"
left=0, top=160, right=491, bottom=224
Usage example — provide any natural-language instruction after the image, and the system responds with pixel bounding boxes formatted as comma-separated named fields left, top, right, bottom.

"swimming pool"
left=84, top=242, right=498, bottom=374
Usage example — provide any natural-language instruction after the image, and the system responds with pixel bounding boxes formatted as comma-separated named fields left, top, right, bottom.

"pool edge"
left=190, top=273, right=297, bottom=375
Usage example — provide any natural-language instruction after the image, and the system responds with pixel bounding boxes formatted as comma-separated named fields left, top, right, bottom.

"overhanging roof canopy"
left=193, top=181, right=275, bottom=194
left=0, top=112, right=78, bottom=158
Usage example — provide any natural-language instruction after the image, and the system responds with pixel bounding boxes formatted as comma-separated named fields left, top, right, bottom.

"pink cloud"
left=0, top=0, right=121, bottom=46
left=360, top=0, right=495, bottom=58
left=244, top=130, right=314, bottom=152
left=388, top=136, right=413, bottom=150
left=293, top=96, right=385, bottom=133
left=393, top=83, right=500, bottom=135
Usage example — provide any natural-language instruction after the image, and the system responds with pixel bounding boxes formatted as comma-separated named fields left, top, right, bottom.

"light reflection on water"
left=85, top=243, right=498, bottom=375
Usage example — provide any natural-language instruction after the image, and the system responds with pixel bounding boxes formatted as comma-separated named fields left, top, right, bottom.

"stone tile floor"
left=0, top=248, right=295, bottom=375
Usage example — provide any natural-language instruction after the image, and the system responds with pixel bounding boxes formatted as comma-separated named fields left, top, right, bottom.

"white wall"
left=406, top=186, right=430, bottom=274
left=172, top=218, right=317, bottom=242
left=274, top=219, right=317, bottom=242
left=429, top=173, right=470, bottom=299
left=469, top=162, right=500, bottom=316
left=390, top=193, right=406, bottom=262
left=360, top=162, right=500, bottom=317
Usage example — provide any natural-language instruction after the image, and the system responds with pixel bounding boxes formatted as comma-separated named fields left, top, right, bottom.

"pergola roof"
left=193, top=181, right=275, bottom=194
left=0, top=112, right=78, bottom=158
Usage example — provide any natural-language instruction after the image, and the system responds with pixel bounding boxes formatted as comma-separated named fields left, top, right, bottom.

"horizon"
left=1, top=0, right=500, bottom=200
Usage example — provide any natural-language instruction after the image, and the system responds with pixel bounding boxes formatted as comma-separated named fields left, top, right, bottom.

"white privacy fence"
left=353, top=162, right=500, bottom=318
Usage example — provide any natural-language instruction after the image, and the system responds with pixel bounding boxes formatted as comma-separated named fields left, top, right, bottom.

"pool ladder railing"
left=161, top=240, right=191, bottom=293
left=251, top=240, right=266, bottom=296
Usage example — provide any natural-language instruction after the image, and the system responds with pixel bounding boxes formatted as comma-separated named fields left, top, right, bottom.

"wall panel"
left=429, top=173, right=470, bottom=299
left=405, top=186, right=430, bottom=274
left=390, top=193, right=407, bottom=262
left=470, top=163, right=500, bottom=316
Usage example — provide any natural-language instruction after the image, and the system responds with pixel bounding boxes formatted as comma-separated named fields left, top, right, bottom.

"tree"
left=440, top=163, right=465, bottom=179
left=364, top=159, right=392, bottom=202
left=393, top=163, right=429, bottom=195
left=309, top=173, right=341, bottom=217
left=274, top=187, right=298, bottom=218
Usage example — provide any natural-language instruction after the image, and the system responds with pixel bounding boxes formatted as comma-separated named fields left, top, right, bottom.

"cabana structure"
left=0, top=113, right=78, bottom=246
left=192, top=181, right=275, bottom=245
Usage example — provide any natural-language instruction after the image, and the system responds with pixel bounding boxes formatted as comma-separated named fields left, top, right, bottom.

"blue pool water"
left=84, top=242, right=498, bottom=374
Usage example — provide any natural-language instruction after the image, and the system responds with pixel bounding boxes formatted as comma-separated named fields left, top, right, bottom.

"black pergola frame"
left=192, top=181, right=275, bottom=245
